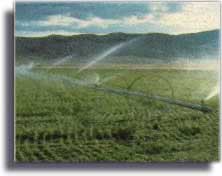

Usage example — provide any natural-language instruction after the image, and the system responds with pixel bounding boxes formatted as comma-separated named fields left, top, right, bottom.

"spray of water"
left=78, top=43, right=124, bottom=72
left=205, top=85, right=219, bottom=100
left=15, top=63, right=214, bottom=112
left=52, top=55, right=73, bottom=66
left=16, top=62, right=34, bottom=77
left=16, top=64, right=85, bottom=86
left=16, top=62, right=50, bottom=81
left=78, top=37, right=140, bottom=73
left=16, top=63, right=110, bottom=87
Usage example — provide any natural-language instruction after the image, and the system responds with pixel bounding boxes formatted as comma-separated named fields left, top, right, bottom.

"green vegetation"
left=16, top=68, right=219, bottom=162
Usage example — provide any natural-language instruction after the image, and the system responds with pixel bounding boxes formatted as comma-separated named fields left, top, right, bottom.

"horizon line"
left=15, top=29, right=220, bottom=38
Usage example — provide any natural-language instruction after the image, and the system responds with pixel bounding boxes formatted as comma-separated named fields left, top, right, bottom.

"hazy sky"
left=16, top=1, right=220, bottom=37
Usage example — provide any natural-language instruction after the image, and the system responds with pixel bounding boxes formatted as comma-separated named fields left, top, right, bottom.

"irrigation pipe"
left=89, top=85, right=213, bottom=113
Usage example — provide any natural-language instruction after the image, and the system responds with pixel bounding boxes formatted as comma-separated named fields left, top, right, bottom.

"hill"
left=16, top=30, right=220, bottom=64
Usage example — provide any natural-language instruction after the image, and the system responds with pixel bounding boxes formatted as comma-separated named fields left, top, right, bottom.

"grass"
left=15, top=68, right=219, bottom=162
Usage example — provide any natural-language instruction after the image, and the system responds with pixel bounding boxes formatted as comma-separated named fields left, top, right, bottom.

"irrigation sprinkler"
left=88, top=85, right=213, bottom=113
left=68, top=73, right=213, bottom=113
left=17, top=63, right=213, bottom=113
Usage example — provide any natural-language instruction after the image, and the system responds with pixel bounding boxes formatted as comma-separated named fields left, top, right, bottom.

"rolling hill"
left=16, top=30, right=220, bottom=64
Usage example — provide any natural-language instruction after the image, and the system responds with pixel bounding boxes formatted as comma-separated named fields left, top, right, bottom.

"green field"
left=15, top=67, right=219, bottom=162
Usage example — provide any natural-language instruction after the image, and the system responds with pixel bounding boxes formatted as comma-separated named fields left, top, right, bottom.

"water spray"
left=78, top=37, right=140, bottom=73
left=205, top=85, right=219, bottom=100
left=16, top=63, right=213, bottom=113
left=18, top=31, right=218, bottom=115
left=51, top=55, right=73, bottom=66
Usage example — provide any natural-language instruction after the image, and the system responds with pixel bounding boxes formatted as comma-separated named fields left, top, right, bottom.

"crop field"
left=15, top=67, right=219, bottom=162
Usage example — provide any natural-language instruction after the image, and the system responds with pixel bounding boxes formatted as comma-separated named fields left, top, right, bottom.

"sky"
left=16, top=1, right=220, bottom=37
